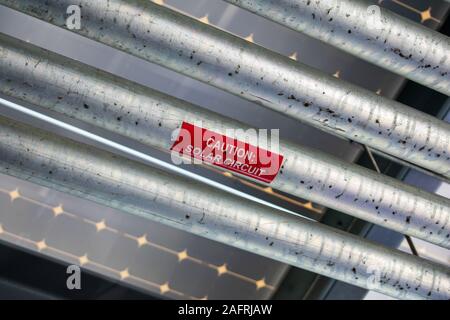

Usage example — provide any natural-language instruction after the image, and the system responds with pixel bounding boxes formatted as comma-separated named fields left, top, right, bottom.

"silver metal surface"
left=0, top=0, right=449, bottom=178
left=1, top=33, right=450, bottom=248
left=223, top=0, right=450, bottom=95
left=0, top=116, right=449, bottom=300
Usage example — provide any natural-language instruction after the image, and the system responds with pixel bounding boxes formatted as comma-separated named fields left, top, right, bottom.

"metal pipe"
left=1, top=33, right=450, bottom=249
left=0, top=95, right=306, bottom=220
left=0, top=0, right=449, bottom=179
left=223, top=0, right=450, bottom=95
left=0, top=116, right=449, bottom=300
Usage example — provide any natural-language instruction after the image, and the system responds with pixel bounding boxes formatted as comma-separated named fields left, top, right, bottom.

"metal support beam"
left=223, top=0, right=450, bottom=95
left=1, top=33, right=450, bottom=248
left=0, top=0, right=449, bottom=178
left=0, top=115, right=449, bottom=300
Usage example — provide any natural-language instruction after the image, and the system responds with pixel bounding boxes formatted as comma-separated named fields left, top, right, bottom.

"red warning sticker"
left=170, top=122, right=284, bottom=183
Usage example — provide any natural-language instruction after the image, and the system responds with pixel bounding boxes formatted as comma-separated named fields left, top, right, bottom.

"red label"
left=170, top=122, right=284, bottom=183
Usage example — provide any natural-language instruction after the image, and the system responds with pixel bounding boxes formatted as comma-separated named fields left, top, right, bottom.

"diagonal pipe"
left=223, top=0, right=450, bottom=95
left=0, top=115, right=449, bottom=300
left=0, top=0, right=449, bottom=178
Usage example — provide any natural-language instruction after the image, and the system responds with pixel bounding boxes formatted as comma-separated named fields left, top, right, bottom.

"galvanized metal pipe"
left=0, top=116, right=449, bottom=300
left=1, top=33, right=450, bottom=249
left=223, top=0, right=450, bottom=95
left=0, top=0, right=449, bottom=179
